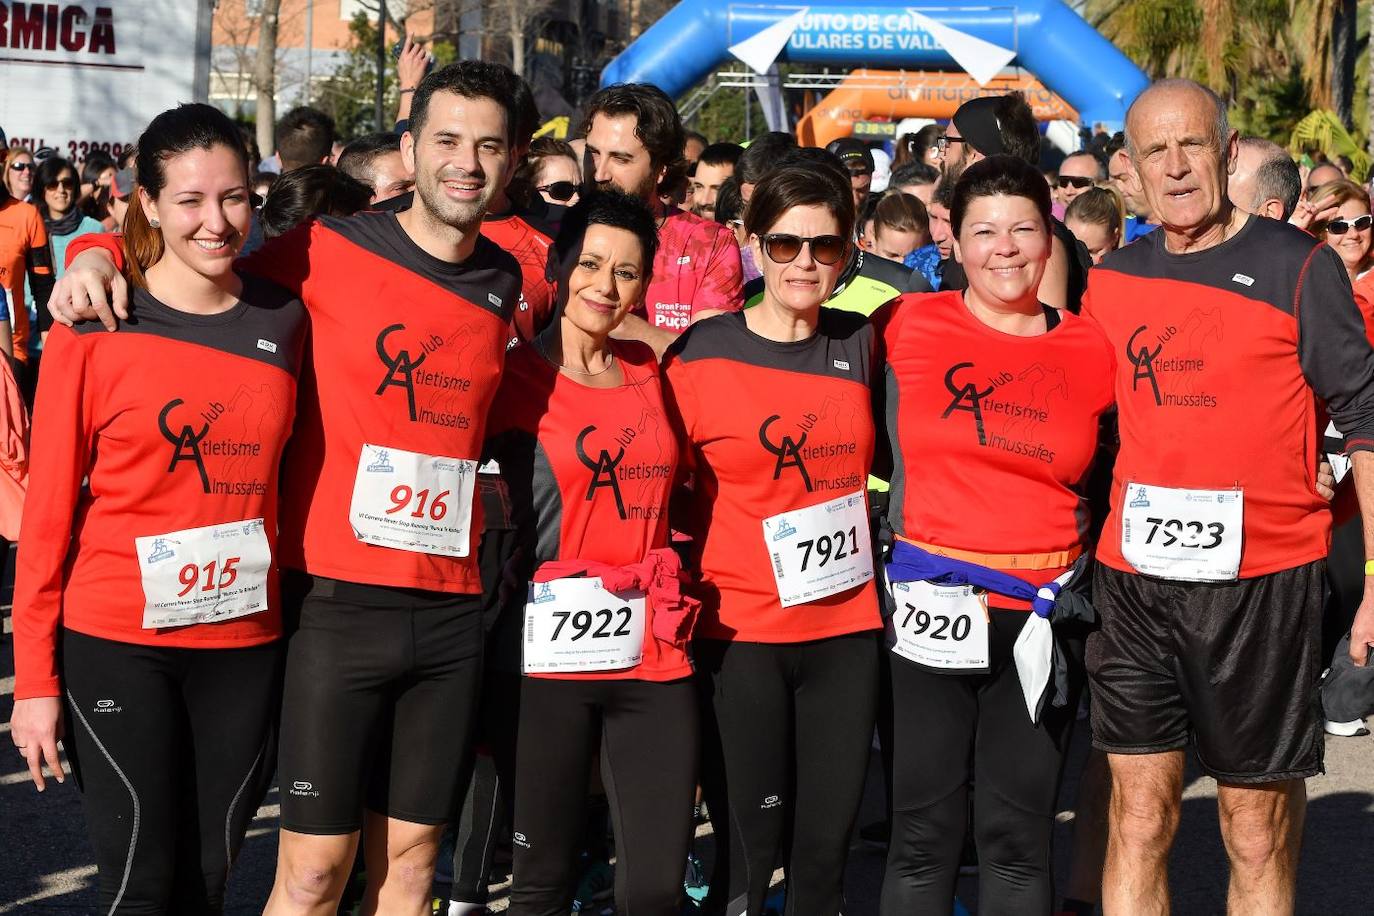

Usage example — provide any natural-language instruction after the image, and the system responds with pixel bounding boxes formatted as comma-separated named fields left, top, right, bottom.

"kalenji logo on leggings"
left=760, top=794, right=781, bottom=809
left=513, top=831, right=531, bottom=849
left=288, top=780, right=320, bottom=798
left=93, top=699, right=121, bottom=714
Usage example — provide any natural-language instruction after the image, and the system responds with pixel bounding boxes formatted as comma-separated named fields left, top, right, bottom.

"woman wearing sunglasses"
left=0, top=149, right=48, bottom=364
left=873, top=155, right=1113, bottom=916
left=664, top=162, right=881, bottom=916
left=1310, top=180, right=1374, bottom=292
left=5, top=147, right=36, bottom=201
left=29, top=157, right=104, bottom=362
left=526, top=136, right=581, bottom=208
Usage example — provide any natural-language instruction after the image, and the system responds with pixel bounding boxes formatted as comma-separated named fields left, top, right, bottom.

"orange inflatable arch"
left=795, top=69, right=1079, bottom=148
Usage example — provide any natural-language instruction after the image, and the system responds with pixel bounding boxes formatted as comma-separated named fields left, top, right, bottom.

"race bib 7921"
left=762, top=490, right=873, bottom=607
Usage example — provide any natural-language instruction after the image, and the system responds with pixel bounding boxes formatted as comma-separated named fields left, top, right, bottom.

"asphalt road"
left=3, top=603, right=1371, bottom=914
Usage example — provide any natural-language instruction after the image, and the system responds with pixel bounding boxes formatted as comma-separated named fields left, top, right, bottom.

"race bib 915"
left=1120, top=482, right=1242, bottom=582
left=762, top=490, right=873, bottom=608
left=350, top=444, right=477, bottom=557
left=136, top=519, right=271, bottom=629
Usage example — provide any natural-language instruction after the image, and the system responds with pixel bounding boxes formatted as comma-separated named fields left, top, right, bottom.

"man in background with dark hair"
left=826, top=137, right=876, bottom=214
left=683, top=129, right=708, bottom=165
left=583, top=83, right=743, bottom=355
left=691, top=142, right=742, bottom=220
left=275, top=106, right=336, bottom=173
left=889, top=160, right=939, bottom=205
left=940, top=92, right=1090, bottom=311
left=1056, top=150, right=1106, bottom=209
left=736, top=131, right=798, bottom=203
left=337, top=132, right=414, bottom=205
left=1229, top=136, right=1302, bottom=222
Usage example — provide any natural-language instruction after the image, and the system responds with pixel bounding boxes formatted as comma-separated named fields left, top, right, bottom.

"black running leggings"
left=61, top=629, right=282, bottom=915
left=696, top=631, right=879, bottom=916
left=880, top=610, right=1084, bottom=916
left=509, top=676, right=698, bottom=916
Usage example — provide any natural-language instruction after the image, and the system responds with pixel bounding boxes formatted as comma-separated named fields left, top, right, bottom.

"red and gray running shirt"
left=482, top=211, right=556, bottom=347
left=13, top=279, right=307, bottom=700
left=873, top=291, right=1116, bottom=605
left=663, top=310, right=881, bottom=643
left=641, top=209, right=744, bottom=332
left=485, top=340, right=687, bottom=680
left=1083, top=214, right=1374, bottom=577
left=69, top=211, right=522, bottom=593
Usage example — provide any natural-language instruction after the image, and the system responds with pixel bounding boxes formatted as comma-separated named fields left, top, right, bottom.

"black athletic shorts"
left=1087, top=561, right=1326, bottom=783
left=278, top=574, right=485, bottom=833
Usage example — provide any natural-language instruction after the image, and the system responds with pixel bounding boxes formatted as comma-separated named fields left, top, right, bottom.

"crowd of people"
left=2, top=46, right=1373, bottom=916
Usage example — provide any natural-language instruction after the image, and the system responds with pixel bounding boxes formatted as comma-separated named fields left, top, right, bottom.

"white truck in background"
left=0, top=1, right=213, bottom=160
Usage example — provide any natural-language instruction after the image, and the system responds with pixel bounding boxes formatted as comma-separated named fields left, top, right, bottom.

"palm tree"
left=1294, top=0, right=1356, bottom=127
left=1084, top=0, right=1369, bottom=132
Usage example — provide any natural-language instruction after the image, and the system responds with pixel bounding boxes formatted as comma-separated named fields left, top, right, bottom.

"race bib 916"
left=350, top=444, right=477, bottom=557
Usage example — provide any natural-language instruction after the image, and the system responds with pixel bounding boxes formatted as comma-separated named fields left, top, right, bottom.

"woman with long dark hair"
left=9, top=103, right=307, bottom=913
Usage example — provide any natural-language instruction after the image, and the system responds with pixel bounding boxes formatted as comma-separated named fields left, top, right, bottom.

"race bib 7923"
left=1120, top=482, right=1242, bottom=582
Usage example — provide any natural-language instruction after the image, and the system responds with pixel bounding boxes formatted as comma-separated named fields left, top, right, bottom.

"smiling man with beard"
left=51, top=61, right=525, bottom=916
left=582, top=84, right=744, bottom=357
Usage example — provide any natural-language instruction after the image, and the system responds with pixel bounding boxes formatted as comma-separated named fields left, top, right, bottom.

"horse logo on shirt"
left=576, top=425, right=627, bottom=519
left=158, top=399, right=210, bottom=493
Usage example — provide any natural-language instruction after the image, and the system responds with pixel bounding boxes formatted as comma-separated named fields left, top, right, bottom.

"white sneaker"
left=1323, top=718, right=1370, bottom=737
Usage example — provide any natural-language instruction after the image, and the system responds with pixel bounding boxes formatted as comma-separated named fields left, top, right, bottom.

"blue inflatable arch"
left=601, top=0, right=1150, bottom=129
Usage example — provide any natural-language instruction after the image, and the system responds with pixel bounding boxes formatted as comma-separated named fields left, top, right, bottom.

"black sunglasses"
left=1057, top=175, right=1095, bottom=189
left=537, top=181, right=578, bottom=202
left=1327, top=215, right=1373, bottom=234
left=760, top=233, right=848, bottom=266
left=9, top=161, right=33, bottom=172
left=46, top=177, right=76, bottom=190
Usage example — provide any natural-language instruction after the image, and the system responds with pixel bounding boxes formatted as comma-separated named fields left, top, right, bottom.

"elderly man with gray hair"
left=1228, top=136, right=1302, bottom=222
left=1083, top=78, right=1374, bottom=916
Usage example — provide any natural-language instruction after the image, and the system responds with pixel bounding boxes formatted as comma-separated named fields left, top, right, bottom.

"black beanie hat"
left=951, top=97, right=1006, bottom=157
